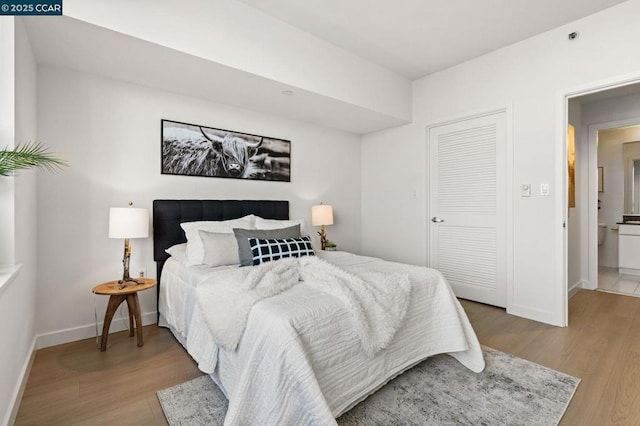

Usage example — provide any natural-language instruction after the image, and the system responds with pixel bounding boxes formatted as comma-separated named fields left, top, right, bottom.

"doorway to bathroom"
left=566, top=86, right=640, bottom=299
left=594, top=122, right=640, bottom=297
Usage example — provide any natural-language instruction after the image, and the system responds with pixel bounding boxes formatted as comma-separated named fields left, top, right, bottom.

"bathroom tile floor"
left=598, top=266, right=640, bottom=296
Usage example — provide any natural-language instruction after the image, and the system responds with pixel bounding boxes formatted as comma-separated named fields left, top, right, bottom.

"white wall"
left=597, top=130, right=624, bottom=267
left=361, top=123, right=425, bottom=266
left=0, top=18, right=38, bottom=426
left=35, top=66, right=362, bottom=347
left=361, top=0, right=640, bottom=325
left=0, top=19, right=16, bottom=264
left=63, top=0, right=411, bottom=123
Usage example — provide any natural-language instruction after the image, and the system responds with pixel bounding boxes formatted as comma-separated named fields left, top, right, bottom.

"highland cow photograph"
left=161, top=119, right=291, bottom=182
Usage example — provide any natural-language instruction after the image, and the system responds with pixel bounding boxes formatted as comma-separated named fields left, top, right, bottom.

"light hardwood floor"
left=15, top=326, right=203, bottom=425
left=464, top=289, right=640, bottom=426
left=16, top=289, right=640, bottom=425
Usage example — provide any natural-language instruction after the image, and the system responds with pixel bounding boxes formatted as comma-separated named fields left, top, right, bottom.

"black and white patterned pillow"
left=249, top=236, right=315, bottom=265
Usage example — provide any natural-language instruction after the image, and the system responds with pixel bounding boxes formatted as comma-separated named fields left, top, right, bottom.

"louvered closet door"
left=428, top=111, right=507, bottom=307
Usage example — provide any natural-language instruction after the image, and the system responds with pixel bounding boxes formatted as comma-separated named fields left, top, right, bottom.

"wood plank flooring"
left=16, top=289, right=640, bottom=425
left=15, top=326, right=203, bottom=425
left=463, top=290, right=640, bottom=426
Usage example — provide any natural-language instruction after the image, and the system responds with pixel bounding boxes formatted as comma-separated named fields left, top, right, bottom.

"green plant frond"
left=0, top=142, right=67, bottom=176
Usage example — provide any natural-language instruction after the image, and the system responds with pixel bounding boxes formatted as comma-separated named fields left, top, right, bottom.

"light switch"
left=540, top=183, right=550, bottom=196
left=521, top=183, right=531, bottom=197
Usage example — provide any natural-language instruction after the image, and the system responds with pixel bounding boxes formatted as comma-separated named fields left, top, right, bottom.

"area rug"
left=157, top=346, right=580, bottom=426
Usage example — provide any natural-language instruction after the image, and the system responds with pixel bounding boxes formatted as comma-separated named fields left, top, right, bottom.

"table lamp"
left=312, top=203, right=334, bottom=250
left=109, top=202, right=149, bottom=288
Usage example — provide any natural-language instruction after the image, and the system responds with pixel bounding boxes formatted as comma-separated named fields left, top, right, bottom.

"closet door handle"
left=431, top=217, right=444, bottom=223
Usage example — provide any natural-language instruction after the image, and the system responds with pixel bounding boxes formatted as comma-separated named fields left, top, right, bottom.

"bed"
left=153, top=199, right=485, bottom=425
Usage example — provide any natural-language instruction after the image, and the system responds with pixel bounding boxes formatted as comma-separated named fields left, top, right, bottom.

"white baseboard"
left=4, top=336, right=36, bottom=426
left=618, top=267, right=640, bottom=276
left=568, top=280, right=586, bottom=299
left=507, top=304, right=563, bottom=326
left=36, top=311, right=158, bottom=349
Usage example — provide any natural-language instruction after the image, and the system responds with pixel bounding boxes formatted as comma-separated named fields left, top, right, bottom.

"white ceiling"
left=24, top=16, right=406, bottom=134
left=238, top=0, right=628, bottom=79
left=23, top=0, right=630, bottom=134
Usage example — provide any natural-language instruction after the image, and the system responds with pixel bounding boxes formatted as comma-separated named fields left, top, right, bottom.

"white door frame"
left=557, top=71, right=640, bottom=326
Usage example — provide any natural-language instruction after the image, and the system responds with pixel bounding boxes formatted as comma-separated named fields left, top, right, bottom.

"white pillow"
left=255, top=217, right=308, bottom=234
left=199, top=230, right=240, bottom=267
left=255, top=217, right=316, bottom=248
left=165, top=243, right=188, bottom=264
left=181, top=215, right=255, bottom=265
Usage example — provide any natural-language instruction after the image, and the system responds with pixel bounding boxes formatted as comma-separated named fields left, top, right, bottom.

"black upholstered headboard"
left=152, top=199, right=289, bottom=292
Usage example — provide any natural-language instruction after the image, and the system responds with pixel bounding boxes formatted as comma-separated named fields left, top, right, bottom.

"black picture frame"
left=161, top=119, right=291, bottom=182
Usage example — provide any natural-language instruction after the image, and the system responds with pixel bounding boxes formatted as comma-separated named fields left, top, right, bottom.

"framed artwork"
left=568, top=124, right=576, bottom=207
left=161, top=119, right=291, bottom=182
left=598, top=166, right=604, bottom=192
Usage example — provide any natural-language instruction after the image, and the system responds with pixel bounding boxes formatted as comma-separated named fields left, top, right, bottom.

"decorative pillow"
left=254, top=216, right=318, bottom=250
left=180, top=216, right=255, bottom=266
left=249, top=236, right=315, bottom=265
left=199, top=231, right=241, bottom=267
left=255, top=217, right=305, bottom=232
left=233, top=225, right=301, bottom=267
left=165, top=243, right=188, bottom=265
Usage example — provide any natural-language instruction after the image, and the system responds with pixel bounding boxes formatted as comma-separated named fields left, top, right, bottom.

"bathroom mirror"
left=623, top=141, right=640, bottom=214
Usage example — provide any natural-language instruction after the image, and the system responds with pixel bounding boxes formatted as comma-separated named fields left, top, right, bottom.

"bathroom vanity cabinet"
left=618, top=224, right=640, bottom=276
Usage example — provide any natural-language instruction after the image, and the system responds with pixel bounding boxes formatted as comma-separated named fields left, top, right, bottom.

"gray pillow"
left=198, top=230, right=240, bottom=267
left=233, top=225, right=301, bottom=266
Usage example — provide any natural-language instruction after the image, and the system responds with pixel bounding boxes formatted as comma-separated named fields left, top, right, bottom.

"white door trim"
left=425, top=105, right=513, bottom=310
left=557, top=70, right=640, bottom=327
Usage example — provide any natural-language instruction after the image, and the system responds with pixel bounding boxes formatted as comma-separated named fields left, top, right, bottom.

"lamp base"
left=118, top=277, right=144, bottom=285
left=318, top=225, right=327, bottom=250
left=118, top=277, right=144, bottom=289
left=118, top=238, right=143, bottom=289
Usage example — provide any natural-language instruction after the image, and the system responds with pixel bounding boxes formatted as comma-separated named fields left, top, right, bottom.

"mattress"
left=159, top=251, right=484, bottom=425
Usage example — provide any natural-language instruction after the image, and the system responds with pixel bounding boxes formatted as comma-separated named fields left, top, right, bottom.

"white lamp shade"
left=109, top=207, right=149, bottom=239
left=312, top=204, right=334, bottom=226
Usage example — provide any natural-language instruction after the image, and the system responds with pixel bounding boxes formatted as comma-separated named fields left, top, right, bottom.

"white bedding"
left=159, top=251, right=485, bottom=425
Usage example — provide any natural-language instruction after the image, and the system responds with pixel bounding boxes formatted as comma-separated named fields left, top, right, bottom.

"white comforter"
left=159, top=251, right=485, bottom=426
left=195, top=256, right=412, bottom=357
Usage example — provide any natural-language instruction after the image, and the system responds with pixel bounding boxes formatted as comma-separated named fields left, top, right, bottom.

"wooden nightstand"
left=92, top=278, right=157, bottom=351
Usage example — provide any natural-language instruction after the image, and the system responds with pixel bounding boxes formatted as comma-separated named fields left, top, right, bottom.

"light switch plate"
left=521, top=183, right=531, bottom=197
left=540, top=183, right=550, bottom=196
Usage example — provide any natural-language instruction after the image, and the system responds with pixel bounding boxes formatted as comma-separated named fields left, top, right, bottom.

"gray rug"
left=157, top=346, right=580, bottom=425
